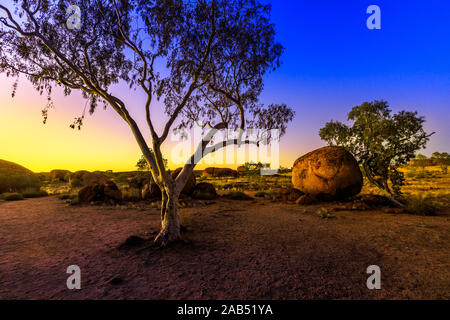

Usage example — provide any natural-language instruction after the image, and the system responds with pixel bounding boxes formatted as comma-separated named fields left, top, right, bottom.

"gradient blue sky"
left=1, top=0, right=449, bottom=171
left=262, top=0, right=450, bottom=160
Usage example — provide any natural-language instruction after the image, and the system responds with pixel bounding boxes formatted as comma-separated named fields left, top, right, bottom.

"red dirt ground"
left=0, top=196, right=448, bottom=299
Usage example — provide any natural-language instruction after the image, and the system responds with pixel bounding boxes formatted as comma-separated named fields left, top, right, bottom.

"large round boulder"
left=141, top=168, right=197, bottom=200
left=141, top=181, right=162, bottom=200
left=78, top=181, right=122, bottom=204
left=49, top=170, right=71, bottom=182
left=202, top=167, right=238, bottom=178
left=172, top=168, right=196, bottom=195
left=237, top=166, right=246, bottom=175
left=192, top=182, right=218, bottom=200
left=128, top=174, right=151, bottom=190
left=70, top=171, right=110, bottom=187
left=70, top=170, right=89, bottom=181
left=292, top=146, right=363, bottom=199
left=103, top=181, right=123, bottom=202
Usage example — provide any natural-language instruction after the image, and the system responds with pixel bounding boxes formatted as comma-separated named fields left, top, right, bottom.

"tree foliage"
left=431, top=152, right=450, bottom=174
left=319, top=100, right=433, bottom=199
left=413, top=154, right=429, bottom=171
left=241, top=161, right=269, bottom=176
left=136, top=153, right=167, bottom=171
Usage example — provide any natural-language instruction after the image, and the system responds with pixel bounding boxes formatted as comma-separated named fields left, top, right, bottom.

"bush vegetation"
left=122, top=188, right=142, bottom=202
left=404, top=195, right=438, bottom=216
left=0, top=160, right=42, bottom=194
left=1, top=192, right=25, bottom=201
left=22, top=190, right=48, bottom=198
left=0, top=174, right=41, bottom=193
left=69, top=178, right=83, bottom=188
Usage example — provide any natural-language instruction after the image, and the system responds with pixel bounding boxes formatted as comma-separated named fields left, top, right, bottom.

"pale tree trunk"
left=363, top=161, right=405, bottom=208
left=154, top=189, right=181, bottom=246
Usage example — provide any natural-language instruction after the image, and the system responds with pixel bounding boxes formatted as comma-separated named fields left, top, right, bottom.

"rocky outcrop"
left=279, top=187, right=304, bottom=202
left=141, top=181, right=162, bottom=200
left=78, top=181, right=122, bottom=204
left=140, top=168, right=197, bottom=200
left=202, top=167, right=238, bottom=178
left=237, top=166, right=246, bottom=175
left=172, top=168, right=196, bottom=195
left=192, top=182, right=218, bottom=200
left=70, top=171, right=110, bottom=187
left=128, top=174, right=151, bottom=190
left=49, top=170, right=71, bottom=181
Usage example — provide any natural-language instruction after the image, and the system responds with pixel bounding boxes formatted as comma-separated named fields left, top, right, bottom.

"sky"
left=0, top=0, right=449, bottom=172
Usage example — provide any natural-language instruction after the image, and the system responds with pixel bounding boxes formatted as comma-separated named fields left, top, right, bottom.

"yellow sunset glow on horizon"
left=0, top=76, right=300, bottom=173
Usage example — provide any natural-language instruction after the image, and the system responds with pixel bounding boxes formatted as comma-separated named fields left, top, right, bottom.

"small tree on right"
left=414, top=154, right=428, bottom=171
left=431, top=152, right=450, bottom=174
left=319, top=100, right=434, bottom=206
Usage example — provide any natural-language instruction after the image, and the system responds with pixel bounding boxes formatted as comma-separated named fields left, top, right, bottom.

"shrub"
left=0, top=173, right=41, bottom=194
left=69, top=178, right=83, bottom=188
left=405, top=195, right=438, bottom=216
left=221, top=183, right=234, bottom=190
left=114, top=173, right=131, bottom=184
left=37, top=172, right=50, bottom=182
left=1, top=192, right=25, bottom=201
left=127, top=174, right=150, bottom=189
left=0, top=160, right=41, bottom=193
left=22, top=190, right=48, bottom=198
left=122, top=188, right=142, bottom=202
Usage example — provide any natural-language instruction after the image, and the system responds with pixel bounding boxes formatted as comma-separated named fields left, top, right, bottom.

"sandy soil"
left=0, top=196, right=448, bottom=300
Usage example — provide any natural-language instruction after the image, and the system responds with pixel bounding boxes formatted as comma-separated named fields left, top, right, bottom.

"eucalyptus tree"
left=431, top=152, right=449, bottom=174
left=319, top=100, right=433, bottom=206
left=0, top=0, right=294, bottom=245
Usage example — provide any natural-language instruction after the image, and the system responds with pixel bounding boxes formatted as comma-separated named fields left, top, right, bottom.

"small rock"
left=351, top=200, right=370, bottom=211
left=280, top=187, right=304, bottom=202
left=296, top=194, right=317, bottom=205
left=117, top=235, right=146, bottom=250
left=109, top=277, right=124, bottom=286
left=316, top=207, right=335, bottom=219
